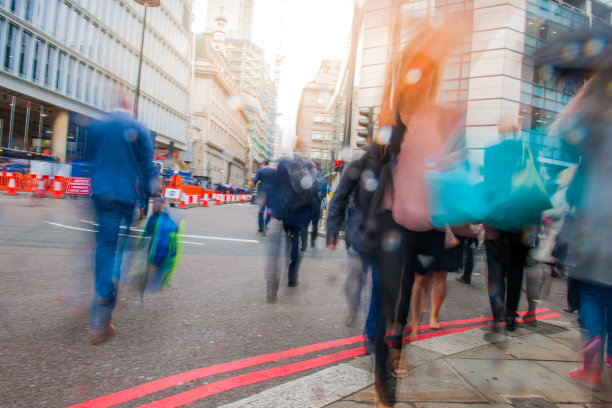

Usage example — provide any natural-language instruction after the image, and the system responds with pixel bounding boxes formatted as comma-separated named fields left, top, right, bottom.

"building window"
left=312, top=131, right=324, bottom=140
left=24, top=0, right=33, bottom=21
left=4, top=23, right=18, bottom=72
left=66, top=56, right=75, bottom=95
left=85, top=66, right=93, bottom=103
left=75, top=61, right=84, bottom=99
left=56, top=50, right=66, bottom=91
left=31, top=38, right=43, bottom=82
left=18, top=30, right=31, bottom=77
left=35, top=0, right=46, bottom=28
left=313, top=113, right=332, bottom=123
left=44, top=44, right=56, bottom=86
left=9, top=0, right=20, bottom=14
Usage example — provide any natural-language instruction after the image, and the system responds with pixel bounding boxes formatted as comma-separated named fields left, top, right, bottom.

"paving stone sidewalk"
left=328, top=316, right=612, bottom=408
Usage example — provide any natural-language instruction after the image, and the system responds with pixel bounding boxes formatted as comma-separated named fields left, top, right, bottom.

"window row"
left=313, top=113, right=332, bottom=124
left=1, top=0, right=190, bottom=90
left=312, top=131, right=331, bottom=141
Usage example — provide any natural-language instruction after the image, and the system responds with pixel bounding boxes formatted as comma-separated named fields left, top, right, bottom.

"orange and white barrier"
left=6, top=174, right=16, bottom=195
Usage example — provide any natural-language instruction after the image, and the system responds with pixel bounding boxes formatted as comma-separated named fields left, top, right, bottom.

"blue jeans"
left=579, top=281, right=612, bottom=358
left=257, top=193, right=271, bottom=231
left=90, top=199, right=134, bottom=332
left=344, top=249, right=381, bottom=343
left=266, top=218, right=304, bottom=295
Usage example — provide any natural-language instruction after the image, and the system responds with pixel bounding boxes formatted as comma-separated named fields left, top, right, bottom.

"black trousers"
left=485, top=230, right=528, bottom=321
left=459, top=236, right=476, bottom=279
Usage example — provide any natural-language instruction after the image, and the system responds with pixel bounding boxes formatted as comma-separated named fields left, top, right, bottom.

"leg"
left=311, top=202, right=321, bottom=246
left=300, top=223, right=308, bottom=251
left=485, top=235, right=508, bottom=322
left=258, top=197, right=266, bottom=232
left=430, top=270, right=448, bottom=329
left=288, top=225, right=302, bottom=285
left=265, top=218, right=283, bottom=300
left=343, top=248, right=366, bottom=326
left=505, top=232, right=528, bottom=328
left=463, top=238, right=475, bottom=280
left=410, top=273, right=431, bottom=337
left=90, top=200, right=131, bottom=335
left=566, top=277, right=580, bottom=313
left=364, top=254, right=381, bottom=346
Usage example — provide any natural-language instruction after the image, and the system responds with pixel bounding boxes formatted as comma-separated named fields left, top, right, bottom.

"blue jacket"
left=86, top=110, right=157, bottom=205
left=269, top=153, right=313, bottom=227
left=253, top=166, right=277, bottom=194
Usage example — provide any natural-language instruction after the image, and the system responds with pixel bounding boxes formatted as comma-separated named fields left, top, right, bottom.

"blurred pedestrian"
left=552, top=69, right=612, bottom=388
left=456, top=235, right=477, bottom=284
left=252, top=160, right=276, bottom=233
left=327, top=146, right=382, bottom=353
left=265, top=139, right=320, bottom=302
left=85, top=88, right=157, bottom=345
left=367, top=22, right=469, bottom=406
left=302, top=161, right=327, bottom=249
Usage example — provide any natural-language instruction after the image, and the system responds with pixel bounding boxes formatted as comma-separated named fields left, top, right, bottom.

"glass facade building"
left=0, top=0, right=192, bottom=160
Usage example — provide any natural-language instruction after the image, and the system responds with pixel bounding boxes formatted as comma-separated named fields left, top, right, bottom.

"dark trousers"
left=90, top=199, right=134, bottom=332
left=285, top=224, right=302, bottom=283
left=459, top=236, right=476, bottom=279
left=485, top=230, right=528, bottom=321
left=568, top=277, right=580, bottom=312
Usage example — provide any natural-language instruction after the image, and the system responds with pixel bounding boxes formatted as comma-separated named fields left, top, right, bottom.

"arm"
left=252, top=170, right=261, bottom=187
left=134, top=124, right=158, bottom=194
left=326, top=161, right=360, bottom=249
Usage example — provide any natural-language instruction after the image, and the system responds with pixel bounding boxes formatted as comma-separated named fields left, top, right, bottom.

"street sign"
left=164, top=188, right=181, bottom=200
left=66, top=177, right=92, bottom=195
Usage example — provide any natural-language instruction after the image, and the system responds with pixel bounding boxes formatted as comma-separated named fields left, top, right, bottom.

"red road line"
left=68, top=309, right=552, bottom=408
left=134, top=312, right=563, bottom=408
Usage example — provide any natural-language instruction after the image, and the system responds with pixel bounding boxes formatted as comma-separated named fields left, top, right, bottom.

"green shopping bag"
left=482, top=140, right=552, bottom=232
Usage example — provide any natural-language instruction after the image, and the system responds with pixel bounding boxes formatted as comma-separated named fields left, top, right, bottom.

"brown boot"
left=89, top=324, right=116, bottom=345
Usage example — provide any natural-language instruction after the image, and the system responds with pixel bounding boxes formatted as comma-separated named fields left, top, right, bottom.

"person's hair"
left=263, top=160, right=269, bottom=166
left=379, top=49, right=440, bottom=128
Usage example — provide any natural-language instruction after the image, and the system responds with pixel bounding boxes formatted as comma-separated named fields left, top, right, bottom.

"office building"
left=0, top=0, right=191, bottom=161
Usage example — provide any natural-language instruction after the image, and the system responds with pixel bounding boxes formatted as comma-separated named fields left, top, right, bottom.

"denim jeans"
left=579, top=281, right=612, bottom=359
left=344, top=248, right=381, bottom=343
left=257, top=193, right=271, bottom=231
left=90, top=199, right=135, bottom=332
left=266, top=218, right=304, bottom=296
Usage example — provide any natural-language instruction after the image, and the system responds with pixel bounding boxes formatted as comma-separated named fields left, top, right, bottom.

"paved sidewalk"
left=224, top=314, right=612, bottom=408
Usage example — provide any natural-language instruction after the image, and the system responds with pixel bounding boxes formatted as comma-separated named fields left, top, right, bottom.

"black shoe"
left=506, top=313, right=517, bottom=332
left=563, top=307, right=578, bottom=314
left=456, top=275, right=471, bottom=285
left=310, top=240, right=316, bottom=248
left=258, top=228, right=264, bottom=233
left=301, top=246, right=306, bottom=251
left=288, top=281, right=299, bottom=287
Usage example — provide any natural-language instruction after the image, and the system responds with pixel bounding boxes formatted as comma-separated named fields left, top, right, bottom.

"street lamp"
left=133, top=0, right=161, bottom=118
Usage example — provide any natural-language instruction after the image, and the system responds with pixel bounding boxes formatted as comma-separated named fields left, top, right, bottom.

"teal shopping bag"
left=482, top=140, right=552, bottom=232
left=425, top=160, right=487, bottom=227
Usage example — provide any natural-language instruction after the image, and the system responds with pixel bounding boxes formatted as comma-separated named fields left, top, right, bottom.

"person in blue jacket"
left=327, top=145, right=382, bottom=353
left=252, top=160, right=277, bottom=233
left=85, top=89, right=158, bottom=345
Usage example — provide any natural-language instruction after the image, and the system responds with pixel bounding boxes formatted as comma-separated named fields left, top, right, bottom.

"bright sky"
left=192, top=0, right=354, bottom=151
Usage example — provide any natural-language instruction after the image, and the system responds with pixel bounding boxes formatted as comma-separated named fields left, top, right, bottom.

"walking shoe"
left=455, top=275, right=471, bottom=285
left=89, top=324, right=116, bottom=345
left=288, top=280, right=299, bottom=287
left=506, top=313, right=517, bottom=332
left=568, top=366, right=602, bottom=389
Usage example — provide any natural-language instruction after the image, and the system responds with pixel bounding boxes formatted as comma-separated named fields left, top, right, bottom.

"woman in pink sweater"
left=372, top=26, right=466, bottom=393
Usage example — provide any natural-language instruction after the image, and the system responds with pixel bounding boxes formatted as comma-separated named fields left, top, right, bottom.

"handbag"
left=482, top=140, right=552, bottom=233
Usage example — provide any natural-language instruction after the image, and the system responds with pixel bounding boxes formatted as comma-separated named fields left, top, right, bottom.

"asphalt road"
left=0, top=195, right=571, bottom=407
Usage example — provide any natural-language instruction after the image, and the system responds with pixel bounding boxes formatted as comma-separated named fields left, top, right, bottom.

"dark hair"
left=263, top=160, right=269, bottom=166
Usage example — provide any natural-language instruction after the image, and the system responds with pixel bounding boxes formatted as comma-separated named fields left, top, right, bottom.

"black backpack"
left=282, top=154, right=321, bottom=213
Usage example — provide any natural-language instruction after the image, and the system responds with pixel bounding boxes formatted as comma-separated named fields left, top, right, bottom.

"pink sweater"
left=383, top=107, right=461, bottom=231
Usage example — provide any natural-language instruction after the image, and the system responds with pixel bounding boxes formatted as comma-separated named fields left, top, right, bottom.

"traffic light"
left=357, top=107, right=374, bottom=140
left=334, top=159, right=343, bottom=173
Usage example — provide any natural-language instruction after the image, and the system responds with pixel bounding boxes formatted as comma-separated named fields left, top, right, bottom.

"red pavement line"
left=134, top=312, right=563, bottom=408
left=67, top=309, right=552, bottom=408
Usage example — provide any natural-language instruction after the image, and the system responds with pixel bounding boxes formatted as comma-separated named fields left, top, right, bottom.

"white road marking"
left=49, top=221, right=254, bottom=244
